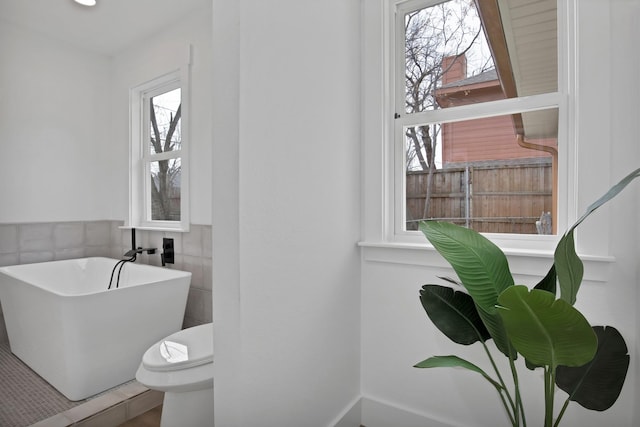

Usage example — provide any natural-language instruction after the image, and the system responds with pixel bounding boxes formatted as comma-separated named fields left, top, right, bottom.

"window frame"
left=385, top=0, right=573, bottom=251
left=129, top=67, right=191, bottom=232
left=360, top=0, right=617, bottom=285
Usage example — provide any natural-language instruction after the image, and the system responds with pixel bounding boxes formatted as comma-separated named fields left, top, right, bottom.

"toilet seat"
left=142, top=323, right=213, bottom=372
left=136, top=323, right=213, bottom=393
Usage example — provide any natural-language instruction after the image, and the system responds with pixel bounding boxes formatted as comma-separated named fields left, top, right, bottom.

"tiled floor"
left=0, top=340, right=162, bottom=427
left=0, top=341, right=82, bottom=425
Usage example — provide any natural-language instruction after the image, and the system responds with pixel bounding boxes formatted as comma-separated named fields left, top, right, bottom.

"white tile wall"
left=53, top=223, right=84, bottom=249
left=0, top=225, right=18, bottom=254
left=109, top=221, right=213, bottom=327
left=18, top=223, right=54, bottom=252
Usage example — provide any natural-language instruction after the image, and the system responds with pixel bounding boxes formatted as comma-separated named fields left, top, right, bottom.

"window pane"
left=404, top=0, right=494, bottom=114
left=149, top=88, right=182, bottom=155
left=405, top=108, right=558, bottom=235
left=150, top=158, right=181, bottom=221
left=401, top=0, right=559, bottom=235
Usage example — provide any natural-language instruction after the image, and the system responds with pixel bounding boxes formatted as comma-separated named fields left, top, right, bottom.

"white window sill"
left=358, top=241, right=615, bottom=283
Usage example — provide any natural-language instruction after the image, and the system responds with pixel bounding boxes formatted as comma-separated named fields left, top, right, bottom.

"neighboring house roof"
left=439, top=69, right=498, bottom=89
left=434, top=64, right=502, bottom=110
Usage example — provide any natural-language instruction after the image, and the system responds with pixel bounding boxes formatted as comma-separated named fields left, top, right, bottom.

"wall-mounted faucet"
left=110, top=228, right=157, bottom=289
left=124, top=247, right=157, bottom=257
left=124, top=228, right=156, bottom=259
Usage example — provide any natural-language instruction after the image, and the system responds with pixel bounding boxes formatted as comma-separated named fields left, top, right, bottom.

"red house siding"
left=436, top=56, right=554, bottom=166
left=441, top=115, right=553, bottom=164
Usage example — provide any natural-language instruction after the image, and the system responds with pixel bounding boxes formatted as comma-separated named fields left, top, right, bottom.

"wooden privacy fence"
left=406, top=160, right=553, bottom=234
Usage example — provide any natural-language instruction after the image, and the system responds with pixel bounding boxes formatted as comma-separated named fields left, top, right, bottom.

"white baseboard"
left=333, top=395, right=463, bottom=427
left=330, top=396, right=362, bottom=427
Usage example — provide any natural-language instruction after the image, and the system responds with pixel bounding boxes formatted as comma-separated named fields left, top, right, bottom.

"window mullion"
left=394, top=3, right=406, bottom=119
left=397, top=92, right=562, bottom=128
left=394, top=120, right=407, bottom=237
left=146, top=150, right=181, bottom=162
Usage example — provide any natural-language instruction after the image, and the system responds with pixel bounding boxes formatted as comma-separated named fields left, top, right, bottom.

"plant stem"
left=553, top=398, right=571, bottom=427
left=544, top=366, right=556, bottom=427
left=479, top=341, right=518, bottom=425
left=508, top=356, right=527, bottom=427
left=496, top=385, right=517, bottom=426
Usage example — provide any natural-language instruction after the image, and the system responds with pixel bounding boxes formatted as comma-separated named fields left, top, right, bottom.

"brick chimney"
left=442, top=54, right=467, bottom=85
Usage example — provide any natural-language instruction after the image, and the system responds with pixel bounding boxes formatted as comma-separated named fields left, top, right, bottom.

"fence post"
left=464, top=165, right=471, bottom=228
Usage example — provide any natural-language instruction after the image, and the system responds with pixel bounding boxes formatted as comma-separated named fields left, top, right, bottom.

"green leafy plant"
left=415, top=168, right=639, bottom=427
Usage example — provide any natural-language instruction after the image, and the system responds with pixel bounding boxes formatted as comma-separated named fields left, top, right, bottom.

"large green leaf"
left=420, top=221, right=515, bottom=356
left=419, top=284, right=491, bottom=345
left=556, top=326, right=629, bottom=411
left=554, top=230, right=583, bottom=305
left=475, top=304, right=516, bottom=358
left=496, top=286, right=597, bottom=368
left=534, top=264, right=557, bottom=295
left=414, top=355, right=501, bottom=389
left=568, top=167, right=640, bottom=234
left=554, top=167, right=640, bottom=305
left=419, top=222, right=515, bottom=312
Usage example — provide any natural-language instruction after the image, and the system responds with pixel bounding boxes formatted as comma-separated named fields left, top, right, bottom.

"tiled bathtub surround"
left=109, top=222, right=213, bottom=329
left=0, top=221, right=212, bottom=344
left=0, top=221, right=112, bottom=266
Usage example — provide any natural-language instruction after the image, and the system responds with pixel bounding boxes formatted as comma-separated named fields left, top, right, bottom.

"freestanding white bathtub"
left=0, top=257, right=191, bottom=401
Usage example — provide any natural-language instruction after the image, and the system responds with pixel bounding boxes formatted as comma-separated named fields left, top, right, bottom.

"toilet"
left=136, top=323, right=214, bottom=427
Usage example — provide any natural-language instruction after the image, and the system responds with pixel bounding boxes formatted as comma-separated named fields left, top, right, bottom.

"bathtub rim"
left=0, top=257, right=192, bottom=297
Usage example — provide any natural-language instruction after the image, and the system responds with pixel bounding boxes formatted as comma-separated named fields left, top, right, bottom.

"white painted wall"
left=611, top=2, right=640, bottom=426
left=0, top=21, right=111, bottom=223
left=110, top=5, right=213, bottom=225
left=360, top=1, right=639, bottom=426
left=634, top=2, right=640, bottom=421
left=211, top=0, right=242, bottom=422
left=0, top=5, right=212, bottom=226
left=212, top=0, right=362, bottom=425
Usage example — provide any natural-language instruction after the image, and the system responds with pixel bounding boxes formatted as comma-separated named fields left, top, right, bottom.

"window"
left=130, top=68, right=190, bottom=231
left=392, top=0, right=563, bottom=238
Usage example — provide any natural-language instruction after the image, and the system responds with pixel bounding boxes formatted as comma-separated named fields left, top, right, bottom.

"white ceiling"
left=0, top=0, right=211, bottom=56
